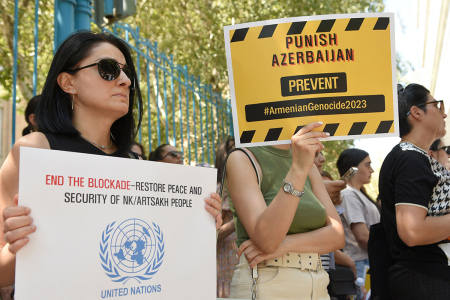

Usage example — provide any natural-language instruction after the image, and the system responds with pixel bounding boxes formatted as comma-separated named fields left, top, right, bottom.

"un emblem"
left=100, top=219, right=165, bottom=283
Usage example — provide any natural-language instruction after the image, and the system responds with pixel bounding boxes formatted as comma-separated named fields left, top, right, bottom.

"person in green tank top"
left=226, top=122, right=345, bottom=300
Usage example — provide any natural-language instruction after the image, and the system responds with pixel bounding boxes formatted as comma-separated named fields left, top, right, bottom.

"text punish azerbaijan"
left=245, top=95, right=385, bottom=122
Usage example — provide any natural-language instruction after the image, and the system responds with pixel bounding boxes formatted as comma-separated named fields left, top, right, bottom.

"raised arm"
left=226, top=122, right=328, bottom=254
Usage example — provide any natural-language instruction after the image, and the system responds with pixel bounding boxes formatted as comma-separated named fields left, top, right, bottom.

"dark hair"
left=321, top=170, right=334, bottom=181
left=133, top=141, right=146, bottom=156
left=132, top=141, right=146, bottom=159
left=337, top=148, right=373, bottom=201
left=22, top=95, right=41, bottom=136
left=398, top=83, right=430, bottom=137
left=337, top=148, right=369, bottom=177
left=215, top=136, right=235, bottom=183
left=149, top=144, right=169, bottom=161
left=36, top=31, right=143, bottom=155
left=429, top=139, right=442, bottom=151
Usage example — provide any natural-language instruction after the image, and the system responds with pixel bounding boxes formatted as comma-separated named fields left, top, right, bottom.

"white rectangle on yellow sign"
left=15, top=147, right=217, bottom=300
left=224, top=13, right=398, bottom=147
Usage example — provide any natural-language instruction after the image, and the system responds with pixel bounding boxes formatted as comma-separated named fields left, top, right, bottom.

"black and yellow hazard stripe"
left=239, top=120, right=394, bottom=143
left=230, top=17, right=390, bottom=43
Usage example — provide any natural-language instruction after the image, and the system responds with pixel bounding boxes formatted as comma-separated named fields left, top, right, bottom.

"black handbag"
left=327, top=266, right=357, bottom=296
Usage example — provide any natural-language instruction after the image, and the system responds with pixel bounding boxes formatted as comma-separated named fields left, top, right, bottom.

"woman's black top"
left=379, top=142, right=450, bottom=281
left=43, top=132, right=138, bottom=159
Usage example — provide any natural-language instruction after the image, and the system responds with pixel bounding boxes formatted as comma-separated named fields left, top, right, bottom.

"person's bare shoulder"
left=15, top=132, right=50, bottom=149
left=6, top=132, right=50, bottom=164
left=0, top=133, right=50, bottom=213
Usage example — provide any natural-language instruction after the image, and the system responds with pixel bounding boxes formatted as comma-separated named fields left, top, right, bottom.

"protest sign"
left=224, top=13, right=397, bottom=147
left=15, top=147, right=217, bottom=300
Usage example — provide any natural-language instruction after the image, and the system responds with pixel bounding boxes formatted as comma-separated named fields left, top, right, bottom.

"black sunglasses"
left=67, top=59, right=135, bottom=90
left=162, top=150, right=183, bottom=159
left=407, top=100, right=445, bottom=115
left=437, top=145, right=450, bottom=155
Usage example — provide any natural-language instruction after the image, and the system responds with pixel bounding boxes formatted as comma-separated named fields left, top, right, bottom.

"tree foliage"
left=131, top=0, right=384, bottom=94
left=0, top=0, right=384, bottom=168
left=396, top=51, right=414, bottom=82
left=0, top=0, right=54, bottom=108
left=1, top=0, right=385, bottom=102
left=128, top=0, right=383, bottom=170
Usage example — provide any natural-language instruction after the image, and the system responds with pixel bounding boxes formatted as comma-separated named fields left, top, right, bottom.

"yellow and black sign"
left=224, top=13, right=398, bottom=147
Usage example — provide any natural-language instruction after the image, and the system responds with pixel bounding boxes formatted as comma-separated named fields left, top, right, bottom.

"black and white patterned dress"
left=379, top=142, right=450, bottom=298
left=400, top=142, right=450, bottom=217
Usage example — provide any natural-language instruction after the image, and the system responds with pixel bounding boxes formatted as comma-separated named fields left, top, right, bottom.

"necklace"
left=266, top=146, right=289, bottom=173
left=80, top=134, right=113, bottom=150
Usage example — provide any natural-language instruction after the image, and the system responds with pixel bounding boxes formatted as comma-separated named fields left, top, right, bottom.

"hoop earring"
left=72, top=91, right=74, bottom=110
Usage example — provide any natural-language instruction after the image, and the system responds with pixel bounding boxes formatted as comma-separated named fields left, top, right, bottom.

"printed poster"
left=224, top=13, right=398, bottom=147
left=15, top=147, right=217, bottom=299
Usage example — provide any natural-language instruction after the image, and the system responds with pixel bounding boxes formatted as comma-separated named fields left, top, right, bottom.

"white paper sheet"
left=15, top=147, right=217, bottom=299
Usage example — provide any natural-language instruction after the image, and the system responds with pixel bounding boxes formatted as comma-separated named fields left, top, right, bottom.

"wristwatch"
left=281, top=179, right=305, bottom=198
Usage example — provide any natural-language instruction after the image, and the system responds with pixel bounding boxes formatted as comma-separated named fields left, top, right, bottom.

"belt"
left=263, top=252, right=322, bottom=272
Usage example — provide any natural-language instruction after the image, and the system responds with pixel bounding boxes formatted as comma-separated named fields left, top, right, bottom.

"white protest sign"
left=15, top=147, right=217, bottom=300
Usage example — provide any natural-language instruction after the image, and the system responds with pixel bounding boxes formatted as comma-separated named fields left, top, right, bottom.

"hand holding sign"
left=2, top=195, right=36, bottom=254
left=290, top=122, right=328, bottom=175
left=204, top=192, right=223, bottom=230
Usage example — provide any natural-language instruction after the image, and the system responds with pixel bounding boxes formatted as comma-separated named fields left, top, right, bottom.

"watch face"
left=283, top=184, right=290, bottom=192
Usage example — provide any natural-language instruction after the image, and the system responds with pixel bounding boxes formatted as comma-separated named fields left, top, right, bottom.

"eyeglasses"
left=66, top=59, right=135, bottom=90
left=162, top=150, right=183, bottom=159
left=407, top=100, right=445, bottom=116
left=436, top=145, right=450, bottom=155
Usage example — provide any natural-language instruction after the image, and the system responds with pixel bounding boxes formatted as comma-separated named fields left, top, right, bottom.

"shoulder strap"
left=352, top=189, right=366, bottom=206
left=219, top=148, right=261, bottom=198
left=349, top=188, right=379, bottom=213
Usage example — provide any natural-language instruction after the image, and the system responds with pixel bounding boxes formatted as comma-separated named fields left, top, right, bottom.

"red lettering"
left=47, top=175, right=64, bottom=185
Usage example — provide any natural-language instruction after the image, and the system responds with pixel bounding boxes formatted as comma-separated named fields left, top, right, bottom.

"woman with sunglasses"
left=370, top=83, right=450, bottom=299
left=0, top=31, right=222, bottom=288
left=149, top=144, right=183, bottom=164
left=428, top=139, right=450, bottom=167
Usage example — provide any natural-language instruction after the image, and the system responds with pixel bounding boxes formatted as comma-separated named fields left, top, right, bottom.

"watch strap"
left=282, top=179, right=305, bottom=198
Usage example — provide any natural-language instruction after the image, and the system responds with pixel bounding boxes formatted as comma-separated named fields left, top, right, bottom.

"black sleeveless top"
left=43, top=132, right=138, bottom=159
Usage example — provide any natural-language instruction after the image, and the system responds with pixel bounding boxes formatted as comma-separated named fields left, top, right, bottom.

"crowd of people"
left=1, top=30, right=450, bottom=300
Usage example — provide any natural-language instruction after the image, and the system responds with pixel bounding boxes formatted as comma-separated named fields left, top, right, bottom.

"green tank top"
left=228, top=146, right=327, bottom=247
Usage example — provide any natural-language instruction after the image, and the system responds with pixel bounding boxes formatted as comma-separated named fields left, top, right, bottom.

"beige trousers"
left=229, top=255, right=330, bottom=300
